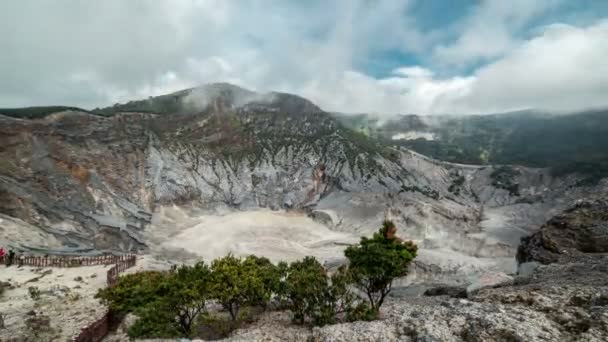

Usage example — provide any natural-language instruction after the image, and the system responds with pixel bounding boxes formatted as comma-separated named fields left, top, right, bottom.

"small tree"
left=96, top=271, right=168, bottom=312
left=163, top=262, right=210, bottom=336
left=242, top=255, right=284, bottom=309
left=282, top=256, right=330, bottom=325
left=97, top=263, right=210, bottom=338
left=209, top=255, right=264, bottom=321
left=127, top=302, right=180, bottom=338
left=344, top=220, right=417, bottom=313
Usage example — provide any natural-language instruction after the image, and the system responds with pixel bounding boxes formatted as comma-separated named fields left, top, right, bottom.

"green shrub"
left=127, top=302, right=181, bottom=338
left=242, top=255, right=285, bottom=309
left=282, top=259, right=371, bottom=326
left=282, top=256, right=329, bottom=325
left=164, top=262, right=211, bottom=335
left=96, top=271, right=167, bottom=312
left=344, top=220, right=417, bottom=313
left=97, top=262, right=210, bottom=337
left=209, top=255, right=265, bottom=321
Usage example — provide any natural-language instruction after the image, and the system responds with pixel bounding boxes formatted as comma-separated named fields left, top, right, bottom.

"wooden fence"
left=13, top=254, right=135, bottom=268
left=2, top=253, right=137, bottom=341
left=106, top=255, right=137, bottom=286
left=72, top=254, right=138, bottom=342
left=71, top=310, right=113, bottom=342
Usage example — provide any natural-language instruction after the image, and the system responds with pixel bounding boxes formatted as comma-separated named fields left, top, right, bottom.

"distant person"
left=7, top=249, right=15, bottom=267
left=0, top=247, right=5, bottom=265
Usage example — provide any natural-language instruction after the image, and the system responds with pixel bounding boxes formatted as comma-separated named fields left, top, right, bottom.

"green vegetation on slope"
left=337, top=110, right=608, bottom=184
left=0, top=106, right=93, bottom=119
left=93, top=91, right=189, bottom=115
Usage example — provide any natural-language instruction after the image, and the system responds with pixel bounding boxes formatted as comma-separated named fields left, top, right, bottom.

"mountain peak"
left=94, top=82, right=322, bottom=116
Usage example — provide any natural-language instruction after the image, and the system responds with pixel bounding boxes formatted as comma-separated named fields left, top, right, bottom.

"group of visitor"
left=0, top=247, right=16, bottom=266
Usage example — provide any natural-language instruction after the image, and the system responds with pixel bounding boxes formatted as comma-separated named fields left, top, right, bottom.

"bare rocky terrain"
left=0, top=264, right=111, bottom=342
left=1, top=83, right=607, bottom=341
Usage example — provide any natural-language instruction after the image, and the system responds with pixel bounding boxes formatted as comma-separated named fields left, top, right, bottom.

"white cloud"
left=450, top=20, right=608, bottom=113
left=393, top=67, right=434, bottom=79
left=432, top=0, right=564, bottom=66
left=0, top=1, right=606, bottom=115
left=295, top=20, right=608, bottom=115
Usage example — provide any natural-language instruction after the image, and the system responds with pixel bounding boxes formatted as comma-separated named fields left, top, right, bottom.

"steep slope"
left=0, top=83, right=606, bottom=282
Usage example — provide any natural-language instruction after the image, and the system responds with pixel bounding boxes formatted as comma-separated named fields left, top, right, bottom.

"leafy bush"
left=280, top=258, right=379, bottom=326
left=164, top=262, right=210, bottom=335
left=97, top=263, right=210, bottom=337
left=209, top=255, right=265, bottom=321
left=242, top=255, right=285, bottom=309
left=96, top=271, right=167, bottom=312
left=127, top=302, right=181, bottom=338
left=282, top=256, right=331, bottom=325
left=344, top=220, right=417, bottom=313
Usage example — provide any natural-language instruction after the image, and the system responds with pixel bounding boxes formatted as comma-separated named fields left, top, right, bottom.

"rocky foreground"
left=219, top=259, right=607, bottom=341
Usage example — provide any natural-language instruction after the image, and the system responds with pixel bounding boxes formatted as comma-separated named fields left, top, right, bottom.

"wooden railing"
left=2, top=253, right=137, bottom=341
left=72, top=254, right=137, bottom=342
left=13, top=254, right=135, bottom=268
left=71, top=311, right=113, bottom=342
left=106, top=255, right=137, bottom=286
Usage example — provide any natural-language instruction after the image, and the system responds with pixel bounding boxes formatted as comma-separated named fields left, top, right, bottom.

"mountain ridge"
left=0, top=83, right=606, bottom=284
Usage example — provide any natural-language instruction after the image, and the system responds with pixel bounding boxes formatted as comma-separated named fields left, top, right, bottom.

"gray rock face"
left=517, top=199, right=608, bottom=264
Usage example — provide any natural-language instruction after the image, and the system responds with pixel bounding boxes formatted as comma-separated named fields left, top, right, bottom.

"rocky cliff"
left=517, top=199, right=608, bottom=264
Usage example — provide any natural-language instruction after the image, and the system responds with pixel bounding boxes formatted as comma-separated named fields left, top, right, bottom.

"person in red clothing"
left=0, top=247, right=5, bottom=265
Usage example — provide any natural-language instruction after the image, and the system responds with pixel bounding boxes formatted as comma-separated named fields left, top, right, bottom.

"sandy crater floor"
left=146, top=206, right=360, bottom=263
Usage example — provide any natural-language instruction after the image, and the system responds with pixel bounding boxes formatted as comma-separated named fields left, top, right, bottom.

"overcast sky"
left=1, top=0, right=607, bottom=115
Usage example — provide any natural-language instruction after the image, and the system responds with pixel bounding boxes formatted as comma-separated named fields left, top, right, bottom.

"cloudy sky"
left=1, top=0, right=607, bottom=115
